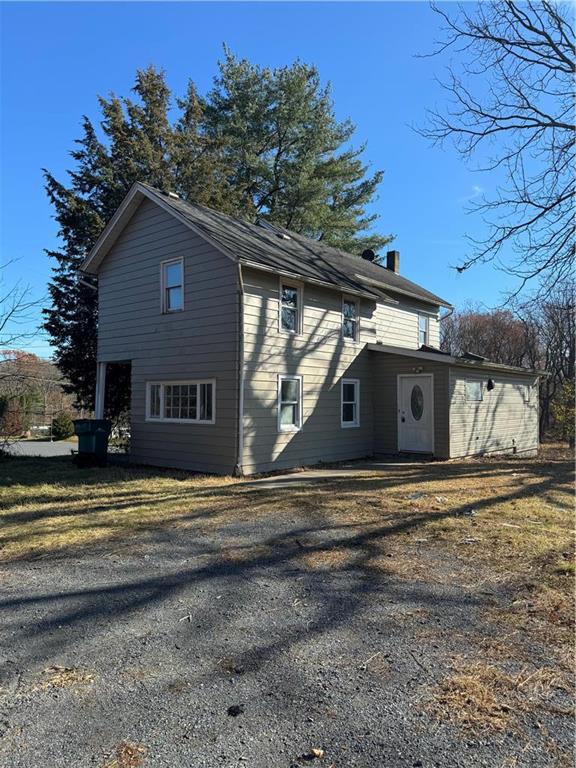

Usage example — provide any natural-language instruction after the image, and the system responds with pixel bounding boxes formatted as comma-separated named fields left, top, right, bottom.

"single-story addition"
left=81, top=182, right=543, bottom=475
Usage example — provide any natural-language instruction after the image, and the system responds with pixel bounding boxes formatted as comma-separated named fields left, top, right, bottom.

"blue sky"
left=0, top=1, right=515, bottom=358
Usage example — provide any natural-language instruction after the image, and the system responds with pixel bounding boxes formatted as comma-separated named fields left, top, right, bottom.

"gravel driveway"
left=0, top=472, right=570, bottom=768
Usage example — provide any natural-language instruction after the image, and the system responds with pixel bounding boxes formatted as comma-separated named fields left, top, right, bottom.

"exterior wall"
left=98, top=197, right=239, bottom=474
left=448, top=368, right=539, bottom=458
left=373, top=299, right=440, bottom=349
left=371, top=353, right=451, bottom=458
left=241, top=267, right=375, bottom=474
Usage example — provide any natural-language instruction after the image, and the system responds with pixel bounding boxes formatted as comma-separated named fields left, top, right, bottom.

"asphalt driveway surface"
left=4, top=440, right=76, bottom=458
left=0, top=467, right=571, bottom=768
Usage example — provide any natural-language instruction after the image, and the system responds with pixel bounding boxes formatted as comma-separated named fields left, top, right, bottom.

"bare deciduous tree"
left=422, top=1, right=575, bottom=299
left=0, top=263, right=39, bottom=358
left=441, top=285, right=575, bottom=442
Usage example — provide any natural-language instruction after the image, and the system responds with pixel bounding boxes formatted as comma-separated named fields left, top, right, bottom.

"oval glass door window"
left=411, top=385, right=424, bottom=420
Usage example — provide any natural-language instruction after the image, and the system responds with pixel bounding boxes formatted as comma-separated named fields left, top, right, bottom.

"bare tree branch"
left=419, top=1, right=575, bottom=301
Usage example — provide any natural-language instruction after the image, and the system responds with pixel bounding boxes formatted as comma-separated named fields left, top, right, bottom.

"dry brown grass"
left=101, top=742, right=147, bottom=768
left=432, top=659, right=573, bottom=733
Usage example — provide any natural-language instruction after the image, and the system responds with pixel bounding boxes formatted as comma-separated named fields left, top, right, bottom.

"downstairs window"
left=146, top=380, right=215, bottom=423
left=341, top=379, right=360, bottom=427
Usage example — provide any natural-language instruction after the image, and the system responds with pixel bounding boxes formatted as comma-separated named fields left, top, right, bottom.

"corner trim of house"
left=234, top=262, right=245, bottom=477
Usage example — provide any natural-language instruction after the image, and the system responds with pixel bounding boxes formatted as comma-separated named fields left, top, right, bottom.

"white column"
left=95, top=362, right=107, bottom=419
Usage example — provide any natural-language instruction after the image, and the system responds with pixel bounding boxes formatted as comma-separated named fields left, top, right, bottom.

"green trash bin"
left=73, top=419, right=112, bottom=466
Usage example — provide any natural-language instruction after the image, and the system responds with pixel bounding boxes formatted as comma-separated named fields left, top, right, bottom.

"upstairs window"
left=341, top=379, right=360, bottom=427
left=418, top=314, right=429, bottom=347
left=162, top=258, right=184, bottom=313
left=278, top=375, right=302, bottom=432
left=465, top=380, right=483, bottom=402
left=342, top=297, right=359, bottom=341
left=280, top=282, right=301, bottom=333
left=146, top=380, right=215, bottom=423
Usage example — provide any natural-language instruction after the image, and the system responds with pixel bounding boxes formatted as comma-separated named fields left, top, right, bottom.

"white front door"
left=398, top=375, right=434, bottom=453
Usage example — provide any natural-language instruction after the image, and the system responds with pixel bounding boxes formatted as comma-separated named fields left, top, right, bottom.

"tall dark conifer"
left=44, top=56, right=389, bottom=411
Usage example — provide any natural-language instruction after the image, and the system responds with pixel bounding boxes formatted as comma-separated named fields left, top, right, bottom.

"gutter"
left=234, top=263, right=245, bottom=476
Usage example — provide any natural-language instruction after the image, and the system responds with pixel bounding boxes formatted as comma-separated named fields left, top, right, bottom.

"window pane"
left=466, top=381, right=482, bottom=401
left=165, top=262, right=182, bottom=288
left=165, top=385, right=176, bottom=418
left=167, top=286, right=183, bottom=311
left=343, top=300, right=357, bottom=319
left=282, top=286, right=298, bottom=307
left=200, top=383, right=212, bottom=421
left=343, top=318, right=356, bottom=339
left=149, top=384, right=161, bottom=417
left=343, top=382, right=356, bottom=402
left=280, top=403, right=297, bottom=426
left=281, top=378, right=299, bottom=402
left=342, top=403, right=355, bottom=423
left=281, top=307, right=297, bottom=332
left=411, top=385, right=424, bottom=421
left=418, top=315, right=427, bottom=331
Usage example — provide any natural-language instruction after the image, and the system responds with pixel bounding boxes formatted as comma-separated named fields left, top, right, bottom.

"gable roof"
left=82, top=182, right=452, bottom=309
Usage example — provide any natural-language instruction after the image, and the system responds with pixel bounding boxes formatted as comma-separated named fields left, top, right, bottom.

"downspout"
left=234, top=263, right=245, bottom=477
left=439, top=305, right=455, bottom=459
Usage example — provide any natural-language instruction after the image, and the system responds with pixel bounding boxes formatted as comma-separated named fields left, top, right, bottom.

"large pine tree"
left=44, top=55, right=390, bottom=410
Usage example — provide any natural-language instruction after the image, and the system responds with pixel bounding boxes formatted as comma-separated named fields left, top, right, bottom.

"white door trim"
left=397, top=373, right=435, bottom=454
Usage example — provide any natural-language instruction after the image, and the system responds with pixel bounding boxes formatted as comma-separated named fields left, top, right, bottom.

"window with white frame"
left=280, top=282, right=301, bottom=333
left=161, top=258, right=184, bottom=313
left=465, top=380, right=483, bottom=402
left=342, top=297, right=359, bottom=341
left=278, top=375, right=302, bottom=431
left=147, top=380, right=215, bottom=423
left=341, top=379, right=360, bottom=427
left=418, top=314, right=429, bottom=347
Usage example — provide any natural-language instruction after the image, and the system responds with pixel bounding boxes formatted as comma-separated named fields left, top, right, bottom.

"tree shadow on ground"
left=0, top=449, right=572, bottom=682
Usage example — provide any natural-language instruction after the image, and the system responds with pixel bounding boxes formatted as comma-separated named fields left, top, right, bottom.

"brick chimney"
left=386, top=250, right=400, bottom=273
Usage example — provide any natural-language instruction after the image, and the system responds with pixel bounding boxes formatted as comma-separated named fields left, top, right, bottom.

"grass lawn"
left=0, top=444, right=573, bottom=765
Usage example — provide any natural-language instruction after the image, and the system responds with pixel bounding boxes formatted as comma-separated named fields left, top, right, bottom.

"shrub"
left=51, top=411, right=75, bottom=440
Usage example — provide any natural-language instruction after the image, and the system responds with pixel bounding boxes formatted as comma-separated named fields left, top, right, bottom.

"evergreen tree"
left=205, top=50, right=389, bottom=251
left=44, top=55, right=389, bottom=412
left=51, top=411, right=75, bottom=441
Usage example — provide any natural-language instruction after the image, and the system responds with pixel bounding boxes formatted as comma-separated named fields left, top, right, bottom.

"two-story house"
left=81, top=182, right=541, bottom=475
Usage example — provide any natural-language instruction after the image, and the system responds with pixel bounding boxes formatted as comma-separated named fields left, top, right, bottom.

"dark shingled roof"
left=141, top=184, right=452, bottom=309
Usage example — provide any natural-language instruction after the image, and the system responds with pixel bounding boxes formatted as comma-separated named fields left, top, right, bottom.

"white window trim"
left=277, top=374, right=303, bottom=433
left=146, top=379, right=216, bottom=424
left=342, top=295, right=360, bottom=343
left=465, top=380, right=483, bottom=403
left=278, top=278, right=303, bottom=335
left=161, top=257, right=184, bottom=314
left=341, top=378, right=360, bottom=428
left=418, top=314, right=429, bottom=347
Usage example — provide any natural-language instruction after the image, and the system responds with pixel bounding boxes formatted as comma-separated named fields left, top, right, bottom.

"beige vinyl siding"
left=241, top=267, right=374, bottom=474
left=98, top=197, right=239, bottom=474
left=373, top=300, right=440, bottom=349
left=449, top=368, right=539, bottom=458
left=371, top=353, right=450, bottom=458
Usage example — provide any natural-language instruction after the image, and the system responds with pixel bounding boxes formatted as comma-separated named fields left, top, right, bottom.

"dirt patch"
left=32, top=665, right=94, bottom=692
left=101, top=742, right=147, bottom=768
